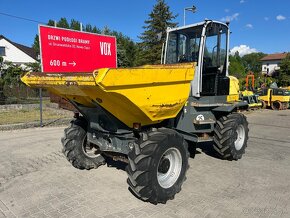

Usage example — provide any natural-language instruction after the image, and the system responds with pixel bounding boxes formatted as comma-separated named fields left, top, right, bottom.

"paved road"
left=0, top=110, right=290, bottom=218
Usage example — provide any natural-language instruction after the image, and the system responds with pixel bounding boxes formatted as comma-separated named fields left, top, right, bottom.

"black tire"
left=213, top=113, right=249, bottom=160
left=61, top=118, right=105, bottom=170
left=126, top=128, right=189, bottom=204
left=271, top=101, right=282, bottom=110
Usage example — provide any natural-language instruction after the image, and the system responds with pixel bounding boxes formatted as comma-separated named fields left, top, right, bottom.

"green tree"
left=32, top=35, right=40, bottom=56
left=229, top=54, right=246, bottom=79
left=0, top=57, right=5, bottom=104
left=1, top=62, right=23, bottom=85
left=85, top=24, right=93, bottom=33
left=114, top=33, right=137, bottom=67
left=241, top=52, right=266, bottom=75
left=0, top=57, right=4, bottom=88
left=92, top=26, right=100, bottom=33
left=47, top=19, right=55, bottom=26
left=99, top=29, right=138, bottom=67
left=278, top=53, right=290, bottom=86
left=57, top=17, right=69, bottom=28
left=25, top=62, right=41, bottom=72
left=138, top=0, right=177, bottom=65
left=0, top=56, right=4, bottom=74
left=70, top=19, right=81, bottom=30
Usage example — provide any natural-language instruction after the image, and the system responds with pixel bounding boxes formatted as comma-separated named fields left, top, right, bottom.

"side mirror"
left=218, top=65, right=224, bottom=74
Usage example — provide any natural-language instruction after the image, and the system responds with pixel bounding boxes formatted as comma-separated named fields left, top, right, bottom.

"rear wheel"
left=126, top=128, right=189, bottom=204
left=271, top=101, right=282, bottom=110
left=61, top=118, right=105, bottom=170
left=213, top=113, right=249, bottom=160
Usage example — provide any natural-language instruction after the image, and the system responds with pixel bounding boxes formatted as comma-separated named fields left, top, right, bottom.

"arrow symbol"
left=69, top=61, right=76, bottom=67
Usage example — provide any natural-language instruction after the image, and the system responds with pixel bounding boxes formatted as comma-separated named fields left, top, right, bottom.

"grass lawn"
left=0, top=107, right=72, bottom=125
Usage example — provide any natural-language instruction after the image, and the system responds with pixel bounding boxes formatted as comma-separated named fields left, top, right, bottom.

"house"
left=0, top=35, right=38, bottom=65
left=260, top=52, right=288, bottom=76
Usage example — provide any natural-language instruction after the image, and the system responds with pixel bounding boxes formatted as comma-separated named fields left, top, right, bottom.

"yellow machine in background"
left=240, top=90, right=262, bottom=109
left=258, top=88, right=289, bottom=110
left=228, top=76, right=240, bottom=101
left=238, top=72, right=262, bottom=110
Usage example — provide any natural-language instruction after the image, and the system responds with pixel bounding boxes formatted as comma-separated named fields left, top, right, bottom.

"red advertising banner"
left=39, top=25, right=117, bottom=73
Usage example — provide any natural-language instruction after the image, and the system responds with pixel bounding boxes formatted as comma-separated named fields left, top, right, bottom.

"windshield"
left=273, top=89, right=289, bottom=96
left=165, top=25, right=203, bottom=64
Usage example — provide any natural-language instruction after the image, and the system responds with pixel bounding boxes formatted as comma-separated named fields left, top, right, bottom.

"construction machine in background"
left=21, top=20, right=249, bottom=204
left=258, top=88, right=289, bottom=110
left=239, top=72, right=262, bottom=110
left=240, top=90, right=262, bottom=109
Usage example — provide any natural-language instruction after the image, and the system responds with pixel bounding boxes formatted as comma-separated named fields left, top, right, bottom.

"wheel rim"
left=82, top=137, right=100, bottom=158
left=157, top=148, right=182, bottom=189
left=235, top=125, right=245, bottom=151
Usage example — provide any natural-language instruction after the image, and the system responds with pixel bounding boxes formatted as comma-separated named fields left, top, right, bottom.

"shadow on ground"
left=105, top=156, right=127, bottom=171
left=196, top=141, right=222, bottom=160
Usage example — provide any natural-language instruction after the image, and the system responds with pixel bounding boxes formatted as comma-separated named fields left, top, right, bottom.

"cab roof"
left=166, top=20, right=228, bottom=33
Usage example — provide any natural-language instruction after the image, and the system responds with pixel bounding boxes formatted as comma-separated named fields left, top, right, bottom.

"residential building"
left=261, top=52, right=288, bottom=76
left=0, top=35, right=38, bottom=65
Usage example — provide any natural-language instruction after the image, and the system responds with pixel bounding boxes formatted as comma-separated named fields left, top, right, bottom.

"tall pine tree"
left=138, top=0, right=177, bottom=65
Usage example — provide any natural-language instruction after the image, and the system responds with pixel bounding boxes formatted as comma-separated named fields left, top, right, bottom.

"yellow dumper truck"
left=22, top=20, right=249, bottom=204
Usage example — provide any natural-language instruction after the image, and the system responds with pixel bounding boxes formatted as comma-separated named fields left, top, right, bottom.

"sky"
left=0, top=0, right=289, bottom=55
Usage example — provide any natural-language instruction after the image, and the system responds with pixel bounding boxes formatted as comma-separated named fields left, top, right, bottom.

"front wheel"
left=61, top=118, right=105, bottom=170
left=213, top=113, right=249, bottom=160
left=126, top=128, right=189, bottom=204
left=261, top=100, right=267, bottom=109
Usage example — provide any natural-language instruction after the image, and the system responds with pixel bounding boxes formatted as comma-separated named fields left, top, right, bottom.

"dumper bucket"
left=21, top=63, right=195, bottom=127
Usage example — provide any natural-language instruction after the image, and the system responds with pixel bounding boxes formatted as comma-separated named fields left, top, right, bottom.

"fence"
left=0, top=84, right=50, bottom=105
left=0, top=84, right=73, bottom=127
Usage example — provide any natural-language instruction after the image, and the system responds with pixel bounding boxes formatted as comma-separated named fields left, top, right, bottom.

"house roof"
left=0, top=35, right=37, bottom=60
left=260, top=53, right=288, bottom=61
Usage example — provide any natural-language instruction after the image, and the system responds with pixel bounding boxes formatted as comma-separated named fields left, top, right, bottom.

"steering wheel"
left=178, top=54, right=187, bottom=63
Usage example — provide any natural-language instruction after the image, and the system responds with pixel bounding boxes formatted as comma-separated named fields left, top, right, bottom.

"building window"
left=0, top=46, right=5, bottom=56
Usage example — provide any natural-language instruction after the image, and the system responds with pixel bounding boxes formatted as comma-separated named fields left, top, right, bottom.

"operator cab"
left=164, top=20, right=230, bottom=97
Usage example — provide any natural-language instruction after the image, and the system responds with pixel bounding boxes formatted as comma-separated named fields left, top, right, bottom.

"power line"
left=0, top=12, right=46, bottom=24
left=0, top=11, right=143, bottom=43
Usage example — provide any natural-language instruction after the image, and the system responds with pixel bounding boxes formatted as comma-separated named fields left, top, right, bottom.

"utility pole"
left=183, top=5, right=197, bottom=26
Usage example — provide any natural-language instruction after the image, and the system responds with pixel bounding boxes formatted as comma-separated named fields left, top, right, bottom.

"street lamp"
left=184, top=5, right=197, bottom=26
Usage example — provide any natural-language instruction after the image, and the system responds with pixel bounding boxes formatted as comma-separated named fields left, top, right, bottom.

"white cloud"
left=276, top=15, right=286, bottom=21
left=264, top=17, right=269, bottom=21
left=240, top=0, right=245, bottom=3
left=230, top=45, right=258, bottom=57
left=221, top=13, right=240, bottom=22
left=246, top=24, right=253, bottom=29
left=225, top=9, right=230, bottom=13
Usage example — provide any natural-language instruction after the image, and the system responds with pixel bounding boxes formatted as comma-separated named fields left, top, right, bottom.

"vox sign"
left=39, top=25, right=117, bottom=73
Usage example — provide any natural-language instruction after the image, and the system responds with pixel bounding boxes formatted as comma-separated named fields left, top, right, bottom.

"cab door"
left=200, top=22, right=229, bottom=96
